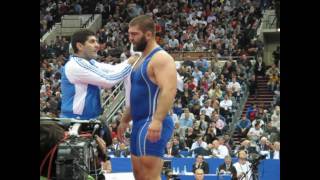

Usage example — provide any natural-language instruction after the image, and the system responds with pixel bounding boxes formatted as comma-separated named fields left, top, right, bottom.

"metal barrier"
left=101, top=82, right=126, bottom=123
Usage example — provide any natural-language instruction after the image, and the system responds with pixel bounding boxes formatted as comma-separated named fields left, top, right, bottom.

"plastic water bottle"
left=216, top=168, right=219, bottom=175
left=172, top=167, right=176, bottom=174
left=177, top=167, right=180, bottom=174
left=192, top=150, right=195, bottom=158
left=183, top=165, right=187, bottom=174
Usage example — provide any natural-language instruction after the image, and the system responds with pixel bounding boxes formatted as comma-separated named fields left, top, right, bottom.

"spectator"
left=248, top=74, right=257, bottom=97
left=164, top=141, right=181, bottom=158
left=183, top=39, right=195, bottom=51
left=172, top=136, right=186, bottom=151
left=204, top=121, right=222, bottom=144
left=233, top=139, right=251, bottom=156
left=263, top=121, right=279, bottom=142
left=257, top=136, right=271, bottom=153
left=251, top=118, right=265, bottom=129
left=269, top=141, right=280, bottom=159
left=194, top=168, right=205, bottom=180
left=185, top=127, right=197, bottom=149
left=168, top=35, right=180, bottom=51
left=236, top=115, right=251, bottom=137
left=254, top=56, right=266, bottom=77
left=265, top=64, right=280, bottom=77
left=192, top=155, right=209, bottom=174
left=246, top=103, right=258, bottom=121
left=192, top=66, right=204, bottom=84
left=233, top=150, right=252, bottom=180
left=227, top=76, right=241, bottom=100
left=219, top=94, right=232, bottom=117
left=191, top=136, right=208, bottom=152
left=270, top=106, right=280, bottom=131
left=114, top=142, right=130, bottom=157
left=200, top=100, right=214, bottom=117
left=169, top=109, right=179, bottom=124
left=199, top=114, right=208, bottom=134
left=267, top=73, right=279, bottom=92
left=209, top=140, right=229, bottom=159
left=218, top=155, right=237, bottom=179
left=272, top=46, right=280, bottom=66
left=179, top=108, right=194, bottom=130
left=212, top=113, right=226, bottom=132
left=247, top=122, right=264, bottom=143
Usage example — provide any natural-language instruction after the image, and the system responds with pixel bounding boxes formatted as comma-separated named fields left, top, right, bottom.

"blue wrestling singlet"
left=130, top=47, right=174, bottom=157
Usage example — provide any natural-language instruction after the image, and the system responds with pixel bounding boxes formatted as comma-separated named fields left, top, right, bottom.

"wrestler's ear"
left=145, top=31, right=153, bottom=40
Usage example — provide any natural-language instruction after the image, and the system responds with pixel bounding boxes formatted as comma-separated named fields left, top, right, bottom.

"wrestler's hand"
left=117, top=122, right=129, bottom=143
left=147, top=120, right=162, bottom=143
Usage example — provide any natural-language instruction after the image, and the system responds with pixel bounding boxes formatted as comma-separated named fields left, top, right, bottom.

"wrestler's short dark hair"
left=129, top=15, right=155, bottom=35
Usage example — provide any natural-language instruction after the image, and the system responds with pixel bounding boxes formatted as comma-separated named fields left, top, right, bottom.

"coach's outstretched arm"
left=65, top=56, right=139, bottom=89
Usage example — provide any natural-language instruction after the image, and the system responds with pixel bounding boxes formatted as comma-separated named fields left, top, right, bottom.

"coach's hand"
left=127, top=54, right=140, bottom=65
left=147, top=120, right=162, bottom=143
left=117, top=122, right=129, bottom=143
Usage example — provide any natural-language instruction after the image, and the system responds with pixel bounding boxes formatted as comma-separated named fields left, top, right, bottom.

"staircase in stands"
left=231, top=76, right=274, bottom=146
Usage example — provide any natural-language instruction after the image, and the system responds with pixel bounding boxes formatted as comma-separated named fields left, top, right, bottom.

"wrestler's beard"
left=133, top=36, right=148, bottom=52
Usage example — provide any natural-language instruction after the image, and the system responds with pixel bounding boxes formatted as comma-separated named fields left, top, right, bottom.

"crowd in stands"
left=40, top=0, right=280, bottom=163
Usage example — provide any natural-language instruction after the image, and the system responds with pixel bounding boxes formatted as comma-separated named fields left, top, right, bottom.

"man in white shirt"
left=200, top=101, right=214, bottom=117
left=247, top=123, right=264, bottom=143
left=227, top=76, right=241, bottom=98
left=220, top=95, right=233, bottom=111
left=210, top=140, right=229, bottom=159
left=168, top=35, right=180, bottom=51
left=183, top=39, right=194, bottom=51
left=233, top=150, right=252, bottom=180
left=219, top=95, right=232, bottom=117
left=191, top=136, right=208, bottom=151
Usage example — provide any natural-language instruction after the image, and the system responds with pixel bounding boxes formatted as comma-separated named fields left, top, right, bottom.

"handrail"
left=100, top=81, right=126, bottom=123
left=82, top=14, right=95, bottom=28
left=101, top=81, right=124, bottom=108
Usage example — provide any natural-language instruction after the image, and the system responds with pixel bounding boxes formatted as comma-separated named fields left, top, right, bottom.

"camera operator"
left=40, top=122, right=112, bottom=179
left=233, top=150, right=252, bottom=180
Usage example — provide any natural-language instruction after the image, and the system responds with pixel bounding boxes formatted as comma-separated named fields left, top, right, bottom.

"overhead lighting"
left=277, top=28, right=280, bottom=32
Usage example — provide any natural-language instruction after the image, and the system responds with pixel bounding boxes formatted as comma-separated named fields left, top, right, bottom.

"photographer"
left=40, top=122, right=112, bottom=179
left=233, top=150, right=252, bottom=180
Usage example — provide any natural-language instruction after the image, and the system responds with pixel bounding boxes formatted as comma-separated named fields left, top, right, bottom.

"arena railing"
left=101, top=81, right=125, bottom=123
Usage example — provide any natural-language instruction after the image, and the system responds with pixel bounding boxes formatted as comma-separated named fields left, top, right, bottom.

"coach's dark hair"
left=71, top=29, right=96, bottom=53
left=129, top=15, right=155, bottom=36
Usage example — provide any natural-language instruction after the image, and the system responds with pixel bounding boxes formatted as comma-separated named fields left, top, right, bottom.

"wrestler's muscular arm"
left=147, top=51, right=177, bottom=143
